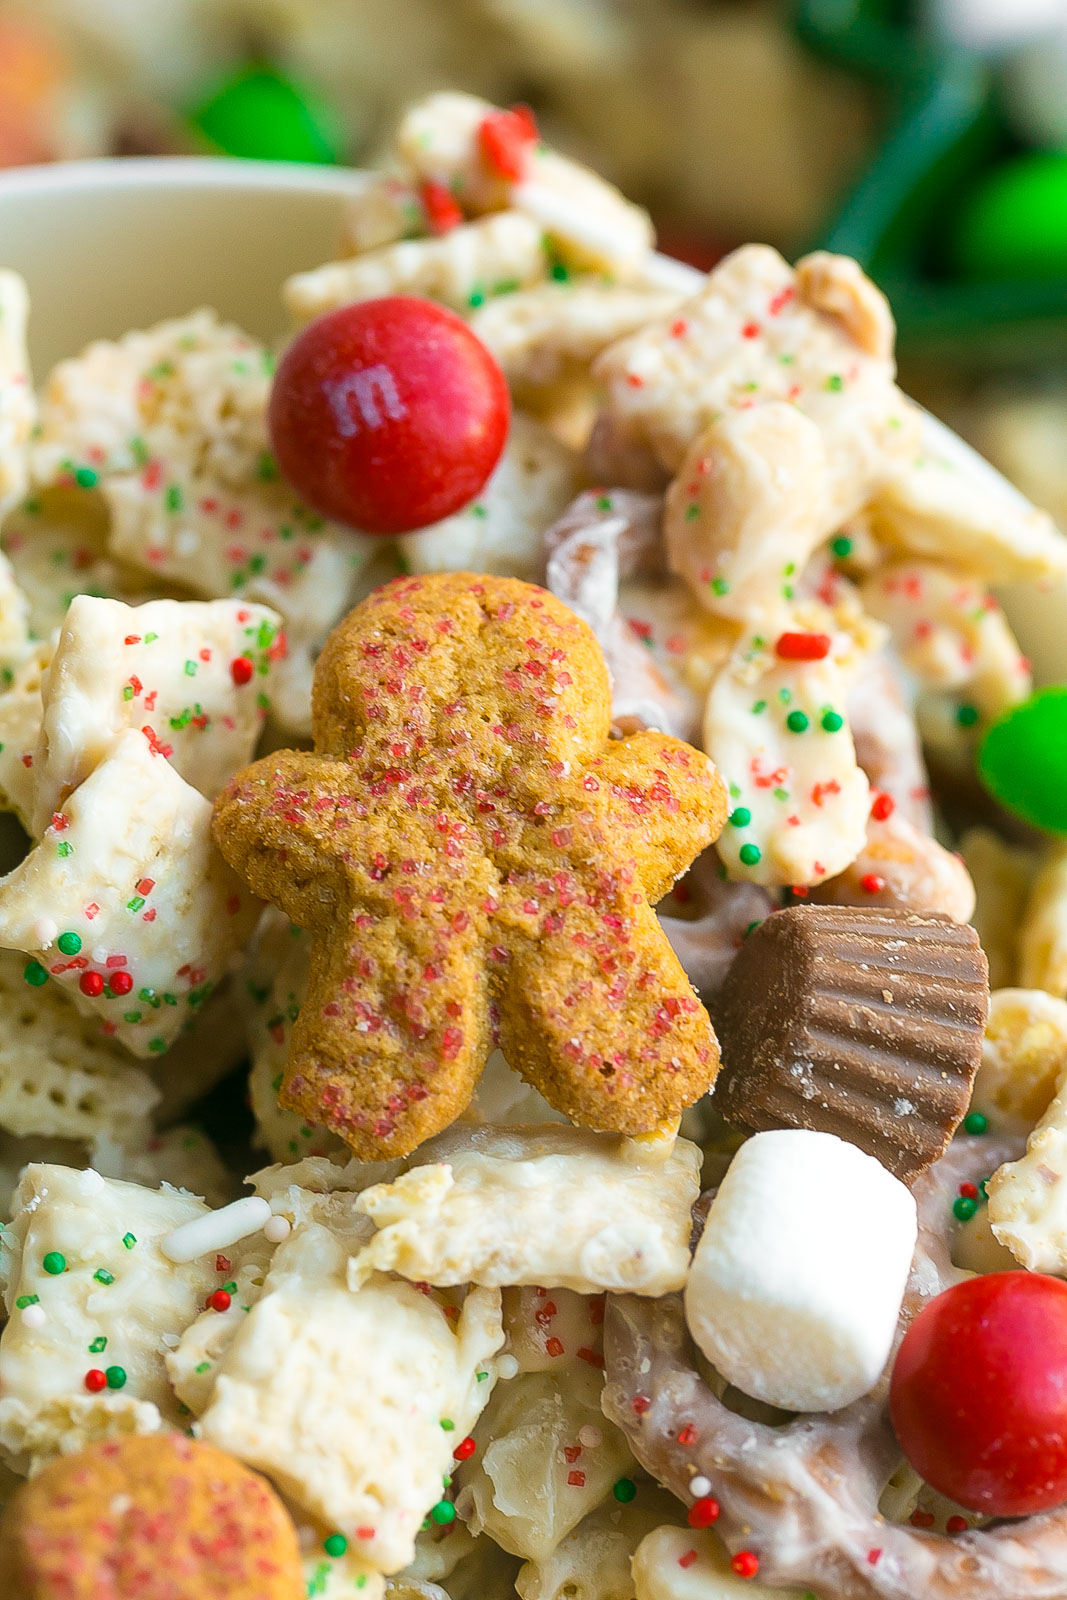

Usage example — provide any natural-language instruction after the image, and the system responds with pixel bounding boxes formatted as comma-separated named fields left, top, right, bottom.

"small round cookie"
left=0, top=1433, right=304, bottom=1600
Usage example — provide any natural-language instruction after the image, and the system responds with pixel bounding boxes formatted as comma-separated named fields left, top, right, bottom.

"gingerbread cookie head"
left=0, top=1433, right=304, bottom=1600
left=213, top=572, right=727, bottom=1158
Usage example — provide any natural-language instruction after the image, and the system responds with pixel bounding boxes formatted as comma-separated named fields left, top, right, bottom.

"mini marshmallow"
left=684, top=1129, right=916, bottom=1413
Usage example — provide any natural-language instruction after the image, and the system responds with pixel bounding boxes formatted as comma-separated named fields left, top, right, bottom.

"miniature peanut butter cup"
left=715, top=905, right=989, bottom=1184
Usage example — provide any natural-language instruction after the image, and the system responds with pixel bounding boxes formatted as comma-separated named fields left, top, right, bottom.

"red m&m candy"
left=890, top=1271, right=1067, bottom=1515
left=268, top=296, right=510, bottom=535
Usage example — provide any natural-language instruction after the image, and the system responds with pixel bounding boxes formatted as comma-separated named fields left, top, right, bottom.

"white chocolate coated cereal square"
left=352, top=1124, right=700, bottom=1295
left=198, top=1213, right=504, bottom=1573
left=0, top=640, right=55, bottom=831
left=0, top=729, right=260, bottom=1057
left=470, top=283, right=682, bottom=392
left=515, top=1493, right=685, bottom=1600
left=33, top=595, right=283, bottom=830
left=0, top=1164, right=219, bottom=1472
left=632, top=1526, right=808, bottom=1600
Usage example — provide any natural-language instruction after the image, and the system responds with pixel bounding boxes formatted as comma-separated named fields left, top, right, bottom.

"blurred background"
left=5, top=0, right=1067, bottom=502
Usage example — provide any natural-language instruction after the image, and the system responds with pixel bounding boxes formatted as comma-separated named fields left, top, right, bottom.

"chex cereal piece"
left=0, top=946, right=157, bottom=1146
left=972, top=988, right=1067, bottom=1129
left=632, top=1526, right=789, bottom=1600
left=861, top=560, right=1031, bottom=726
left=704, top=615, right=872, bottom=887
left=456, top=1367, right=634, bottom=1563
left=989, top=1066, right=1067, bottom=1273
left=351, top=1123, right=701, bottom=1294
left=514, top=1488, right=684, bottom=1600
left=398, top=412, right=578, bottom=583
left=470, top=282, right=683, bottom=392
left=196, top=1201, right=504, bottom=1573
left=0, top=1433, right=305, bottom=1600
left=0, top=639, right=55, bottom=831
left=0, top=729, right=260, bottom=1057
left=394, top=92, right=655, bottom=276
left=0, top=1165, right=221, bottom=1472
left=32, top=594, right=283, bottom=831
left=0, top=272, right=35, bottom=517
left=1019, top=841, right=1067, bottom=999
left=593, top=248, right=917, bottom=534
left=868, top=409, right=1067, bottom=584
left=213, top=573, right=726, bottom=1158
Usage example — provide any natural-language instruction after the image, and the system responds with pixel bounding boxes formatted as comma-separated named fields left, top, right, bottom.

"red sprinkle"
left=732, top=1552, right=760, bottom=1579
left=545, top=1336, right=565, bottom=1358
left=452, top=1436, right=477, bottom=1461
left=108, top=971, right=134, bottom=997
left=870, top=792, right=895, bottom=822
left=910, top=1509, right=935, bottom=1529
left=678, top=1424, right=698, bottom=1446
left=231, top=656, right=254, bottom=686
left=678, top=1550, right=698, bottom=1570
left=567, top=1470, right=586, bottom=1488
left=959, top=1182, right=979, bottom=1201
left=84, top=1369, right=107, bottom=1392
left=688, top=1497, right=720, bottom=1528
left=867, top=1549, right=882, bottom=1566
left=947, top=1516, right=969, bottom=1534
left=420, top=179, right=463, bottom=234
left=79, top=972, right=105, bottom=998
left=860, top=874, right=886, bottom=895
left=478, top=104, right=538, bottom=180
left=207, top=1290, right=231, bottom=1313
left=775, top=631, right=831, bottom=661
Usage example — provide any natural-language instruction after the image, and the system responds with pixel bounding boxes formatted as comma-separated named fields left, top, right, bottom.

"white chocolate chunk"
left=704, top=623, right=871, bottom=887
left=0, top=1164, right=220, bottom=1471
left=989, top=1071, right=1067, bottom=1272
left=0, top=272, right=35, bottom=517
left=284, top=212, right=547, bottom=322
left=632, top=1526, right=808, bottom=1600
left=198, top=1211, right=503, bottom=1573
left=398, top=413, right=578, bottom=582
left=352, top=1124, right=701, bottom=1295
left=685, top=1130, right=916, bottom=1412
left=33, top=595, right=282, bottom=831
left=0, top=729, right=260, bottom=1056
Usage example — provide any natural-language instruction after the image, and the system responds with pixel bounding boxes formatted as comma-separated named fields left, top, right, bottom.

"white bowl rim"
left=0, top=155, right=371, bottom=198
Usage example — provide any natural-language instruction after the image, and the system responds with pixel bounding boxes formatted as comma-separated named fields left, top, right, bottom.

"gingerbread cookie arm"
left=583, top=731, right=727, bottom=903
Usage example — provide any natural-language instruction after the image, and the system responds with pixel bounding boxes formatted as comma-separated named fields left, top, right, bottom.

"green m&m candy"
left=953, top=153, right=1067, bottom=281
left=978, top=687, right=1067, bottom=832
left=189, top=66, right=342, bottom=165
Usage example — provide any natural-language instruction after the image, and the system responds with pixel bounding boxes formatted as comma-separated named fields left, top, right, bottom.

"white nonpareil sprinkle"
left=160, top=1196, right=271, bottom=1263
left=497, top=1353, right=520, bottom=1380
left=20, top=1304, right=46, bottom=1329
left=263, top=1214, right=292, bottom=1244
left=578, top=1424, right=602, bottom=1449
left=689, top=1475, right=712, bottom=1499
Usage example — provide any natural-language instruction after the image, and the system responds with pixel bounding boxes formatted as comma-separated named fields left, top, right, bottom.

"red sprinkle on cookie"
left=213, top=572, right=727, bottom=1157
left=0, top=1434, right=304, bottom=1600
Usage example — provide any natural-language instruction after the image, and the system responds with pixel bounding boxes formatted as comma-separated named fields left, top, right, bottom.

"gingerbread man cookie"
left=213, top=573, right=726, bottom=1158
left=0, top=1433, right=304, bottom=1600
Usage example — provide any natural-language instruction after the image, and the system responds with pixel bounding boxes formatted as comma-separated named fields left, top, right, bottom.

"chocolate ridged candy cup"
left=715, top=905, right=988, bottom=1185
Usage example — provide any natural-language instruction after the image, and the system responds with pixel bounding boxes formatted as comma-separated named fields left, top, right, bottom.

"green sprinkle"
left=821, top=710, right=844, bottom=733
left=476, top=1370, right=488, bottom=1381
left=430, top=1500, right=456, bottom=1525
left=953, top=1196, right=978, bottom=1222
left=14, top=1294, right=39, bottom=1309
left=122, top=1233, right=136, bottom=1250
left=43, top=1252, right=66, bottom=1275
left=826, top=374, right=844, bottom=392
left=184, top=659, right=196, bottom=676
left=74, top=466, right=98, bottom=489
left=550, top=260, right=569, bottom=282
left=56, top=841, right=72, bottom=858
left=964, top=1111, right=988, bottom=1135
left=57, top=931, right=82, bottom=956
left=195, top=1361, right=212, bottom=1374
left=728, top=807, right=751, bottom=828
left=957, top=703, right=979, bottom=728
left=595, top=495, right=613, bottom=512
left=105, top=1365, right=127, bottom=1389
left=440, top=1418, right=455, bottom=1431
left=164, top=484, right=183, bottom=512
left=613, top=1478, right=637, bottom=1503
left=786, top=710, right=809, bottom=733
left=323, top=1533, right=348, bottom=1558
left=739, top=843, right=762, bottom=866
left=23, top=961, right=48, bottom=987
left=710, top=576, right=730, bottom=596
left=149, top=1038, right=167, bottom=1054
left=773, top=786, right=789, bottom=801
left=830, top=535, right=852, bottom=559
left=89, top=1336, right=107, bottom=1353
left=127, top=896, right=145, bottom=913
left=470, top=503, right=487, bottom=520
left=751, top=699, right=767, bottom=714
left=93, top=1268, right=114, bottom=1285
left=256, top=451, right=278, bottom=481
left=685, top=503, right=700, bottom=521
left=144, top=632, right=158, bottom=644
